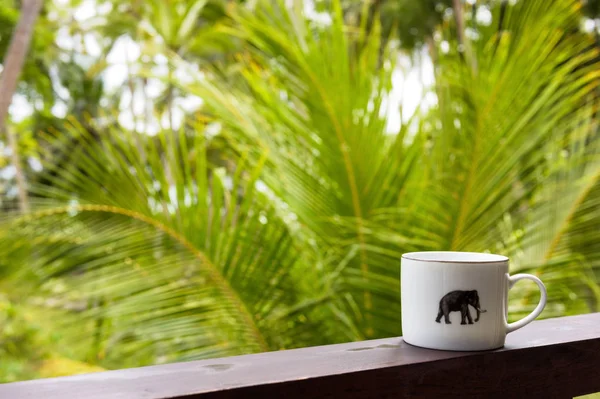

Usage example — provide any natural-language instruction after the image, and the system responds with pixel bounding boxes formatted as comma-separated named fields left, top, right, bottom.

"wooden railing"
left=1, top=313, right=599, bottom=399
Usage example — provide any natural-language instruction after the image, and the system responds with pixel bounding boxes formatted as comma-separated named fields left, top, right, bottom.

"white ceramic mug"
left=400, top=251, right=547, bottom=351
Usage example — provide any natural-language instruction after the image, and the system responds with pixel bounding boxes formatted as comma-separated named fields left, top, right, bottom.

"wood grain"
left=1, top=313, right=599, bottom=399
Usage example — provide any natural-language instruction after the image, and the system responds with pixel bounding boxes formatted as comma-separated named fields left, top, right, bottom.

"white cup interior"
left=402, top=251, right=508, bottom=263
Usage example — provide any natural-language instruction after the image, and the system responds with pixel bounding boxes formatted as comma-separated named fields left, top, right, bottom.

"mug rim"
left=401, top=251, right=508, bottom=263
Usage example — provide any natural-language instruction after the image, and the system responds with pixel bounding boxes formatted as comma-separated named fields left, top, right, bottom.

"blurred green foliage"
left=0, top=0, right=599, bottom=384
left=0, top=294, right=44, bottom=382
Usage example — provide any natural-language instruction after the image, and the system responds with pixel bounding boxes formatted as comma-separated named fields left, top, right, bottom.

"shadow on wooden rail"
left=1, top=313, right=599, bottom=399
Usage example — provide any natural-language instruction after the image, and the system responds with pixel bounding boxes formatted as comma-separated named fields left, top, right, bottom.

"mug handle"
left=505, top=273, right=547, bottom=334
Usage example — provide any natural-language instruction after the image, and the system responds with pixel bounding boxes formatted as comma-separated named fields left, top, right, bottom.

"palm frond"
left=0, top=119, right=333, bottom=365
left=184, top=0, right=600, bottom=338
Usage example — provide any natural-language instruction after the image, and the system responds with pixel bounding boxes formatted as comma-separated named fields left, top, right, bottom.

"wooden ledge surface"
left=1, top=313, right=599, bottom=399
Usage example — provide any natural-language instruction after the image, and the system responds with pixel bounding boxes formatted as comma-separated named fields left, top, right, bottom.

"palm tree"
left=0, top=0, right=44, bottom=212
left=0, top=0, right=598, bottom=372
left=0, top=119, right=327, bottom=365
left=190, top=0, right=600, bottom=335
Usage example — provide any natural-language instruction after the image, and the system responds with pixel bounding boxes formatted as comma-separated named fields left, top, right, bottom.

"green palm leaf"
left=0, top=119, right=332, bottom=366
left=185, top=0, right=600, bottom=339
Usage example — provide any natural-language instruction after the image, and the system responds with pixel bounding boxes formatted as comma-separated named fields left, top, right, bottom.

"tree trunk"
left=125, top=42, right=146, bottom=164
left=0, top=0, right=44, bottom=212
left=6, top=125, right=30, bottom=211
left=452, top=0, right=477, bottom=73
left=452, top=0, right=466, bottom=49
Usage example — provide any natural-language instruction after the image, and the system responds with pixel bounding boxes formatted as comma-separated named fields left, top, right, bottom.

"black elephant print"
left=435, top=290, right=487, bottom=325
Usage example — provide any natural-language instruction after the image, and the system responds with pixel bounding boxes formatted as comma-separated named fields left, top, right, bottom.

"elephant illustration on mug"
left=435, top=290, right=487, bottom=325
